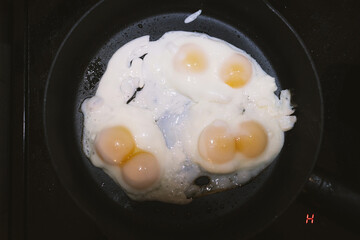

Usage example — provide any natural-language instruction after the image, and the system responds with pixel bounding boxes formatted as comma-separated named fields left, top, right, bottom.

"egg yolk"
left=198, top=121, right=236, bottom=164
left=220, top=54, right=252, bottom=88
left=95, top=126, right=135, bottom=165
left=174, top=43, right=207, bottom=73
left=95, top=126, right=161, bottom=189
left=235, top=121, right=268, bottom=158
left=198, top=120, right=268, bottom=166
left=121, top=152, right=160, bottom=189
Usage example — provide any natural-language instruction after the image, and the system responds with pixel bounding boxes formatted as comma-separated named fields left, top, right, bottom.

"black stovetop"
left=4, top=0, right=360, bottom=239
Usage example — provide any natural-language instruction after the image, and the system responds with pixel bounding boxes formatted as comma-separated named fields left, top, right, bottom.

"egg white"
left=81, top=31, right=296, bottom=204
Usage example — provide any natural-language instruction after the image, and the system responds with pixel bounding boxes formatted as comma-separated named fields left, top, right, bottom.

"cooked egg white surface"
left=81, top=31, right=296, bottom=204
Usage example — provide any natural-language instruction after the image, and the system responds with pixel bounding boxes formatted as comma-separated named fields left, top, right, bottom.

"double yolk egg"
left=95, top=126, right=160, bottom=190
left=174, top=43, right=253, bottom=89
left=199, top=120, right=267, bottom=165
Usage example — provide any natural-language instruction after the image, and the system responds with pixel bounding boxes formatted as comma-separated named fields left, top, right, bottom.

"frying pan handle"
left=303, top=171, right=360, bottom=226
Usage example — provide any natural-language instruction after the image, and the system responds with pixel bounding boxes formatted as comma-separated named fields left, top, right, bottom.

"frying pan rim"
left=43, top=0, right=105, bottom=172
left=252, top=0, right=324, bottom=233
left=42, top=0, right=106, bottom=223
left=43, top=0, right=324, bottom=237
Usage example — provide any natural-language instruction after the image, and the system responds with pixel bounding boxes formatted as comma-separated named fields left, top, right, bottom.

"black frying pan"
left=44, top=0, right=323, bottom=239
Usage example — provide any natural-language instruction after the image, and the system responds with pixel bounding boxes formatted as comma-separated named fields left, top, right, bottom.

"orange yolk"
left=220, top=54, right=252, bottom=88
left=174, top=43, right=207, bottom=73
left=235, top=121, right=268, bottom=158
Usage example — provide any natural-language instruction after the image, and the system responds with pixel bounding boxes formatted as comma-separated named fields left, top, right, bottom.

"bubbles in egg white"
left=81, top=31, right=296, bottom=204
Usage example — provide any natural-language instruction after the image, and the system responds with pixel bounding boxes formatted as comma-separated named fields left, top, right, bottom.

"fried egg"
left=81, top=31, right=296, bottom=204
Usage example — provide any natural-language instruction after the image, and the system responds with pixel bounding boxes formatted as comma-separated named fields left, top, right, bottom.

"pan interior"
left=76, top=10, right=278, bottom=225
left=45, top=0, right=322, bottom=238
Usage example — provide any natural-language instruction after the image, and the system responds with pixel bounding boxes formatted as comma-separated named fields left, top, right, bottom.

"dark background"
left=2, top=0, right=360, bottom=239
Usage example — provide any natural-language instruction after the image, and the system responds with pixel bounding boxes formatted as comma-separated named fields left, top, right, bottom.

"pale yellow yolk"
left=220, top=54, right=252, bottom=88
left=235, top=121, right=268, bottom=158
left=95, top=126, right=161, bottom=189
left=198, top=121, right=236, bottom=164
left=174, top=43, right=207, bottom=73
left=198, top=120, right=268, bottom=166
left=95, top=126, right=135, bottom=165
left=121, top=152, right=160, bottom=189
